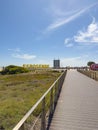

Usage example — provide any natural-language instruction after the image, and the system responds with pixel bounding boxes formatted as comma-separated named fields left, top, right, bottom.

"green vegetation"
left=0, top=70, right=61, bottom=130
left=87, top=61, right=95, bottom=66
left=1, top=65, right=29, bottom=75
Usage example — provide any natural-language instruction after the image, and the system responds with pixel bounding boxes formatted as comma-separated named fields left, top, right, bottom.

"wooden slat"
left=49, top=70, right=98, bottom=130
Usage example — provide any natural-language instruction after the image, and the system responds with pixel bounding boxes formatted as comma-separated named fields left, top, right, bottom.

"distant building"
left=23, top=64, right=49, bottom=69
left=53, top=59, right=60, bottom=69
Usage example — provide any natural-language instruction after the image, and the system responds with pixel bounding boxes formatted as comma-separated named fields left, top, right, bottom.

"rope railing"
left=13, top=70, right=67, bottom=130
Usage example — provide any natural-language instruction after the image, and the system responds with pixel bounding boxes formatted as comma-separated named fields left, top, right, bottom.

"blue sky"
left=0, top=0, right=98, bottom=67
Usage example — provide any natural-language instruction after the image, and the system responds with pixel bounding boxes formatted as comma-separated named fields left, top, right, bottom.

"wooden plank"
left=49, top=70, right=98, bottom=130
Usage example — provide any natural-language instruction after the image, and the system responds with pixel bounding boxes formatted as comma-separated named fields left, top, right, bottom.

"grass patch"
left=0, top=70, right=61, bottom=130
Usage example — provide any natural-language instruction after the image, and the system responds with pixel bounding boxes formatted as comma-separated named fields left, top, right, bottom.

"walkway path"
left=49, top=70, right=98, bottom=130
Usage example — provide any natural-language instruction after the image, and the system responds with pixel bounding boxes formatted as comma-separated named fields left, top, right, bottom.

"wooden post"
left=55, top=84, right=58, bottom=100
left=93, top=72, right=94, bottom=79
left=20, top=124, right=25, bottom=130
left=0, top=126, right=5, bottom=130
left=95, top=72, right=97, bottom=80
left=94, top=72, right=95, bottom=79
left=92, top=72, right=93, bottom=79
left=53, top=84, right=57, bottom=110
left=58, top=76, right=60, bottom=96
left=41, top=98, right=46, bottom=130
left=58, top=78, right=62, bottom=96
left=57, top=80, right=59, bottom=98
left=89, top=72, right=91, bottom=78
left=49, top=88, right=53, bottom=118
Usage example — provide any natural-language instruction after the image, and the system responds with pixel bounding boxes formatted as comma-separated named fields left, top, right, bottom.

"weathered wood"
left=49, top=88, right=53, bottom=116
left=41, top=98, right=46, bottom=130
left=49, top=70, right=98, bottom=130
left=20, top=124, right=25, bottom=130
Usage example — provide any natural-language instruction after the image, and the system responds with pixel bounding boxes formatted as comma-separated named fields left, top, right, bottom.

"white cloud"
left=64, top=17, right=98, bottom=47
left=64, top=38, right=70, bottom=44
left=64, top=38, right=73, bottom=47
left=60, top=53, right=98, bottom=67
left=8, top=48, right=21, bottom=52
left=66, top=44, right=73, bottom=47
left=46, top=3, right=97, bottom=31
left=74, top=18, right=98, bottom=43
left=61, top=57, right=81, bottom=67
left=8, top=48, right=36, bottom=60
left=61, top=55, right=90, bottom=67
left=12, top=54, right=36, bottom=60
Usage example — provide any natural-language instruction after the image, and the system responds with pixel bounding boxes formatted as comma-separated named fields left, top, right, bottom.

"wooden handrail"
left=77, top=69, right=97, bottom=80
left=13, top=70, right=67, bottom=130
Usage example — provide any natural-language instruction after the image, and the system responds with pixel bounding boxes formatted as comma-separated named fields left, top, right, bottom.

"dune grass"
left=0, top=70, right=61, bottom=130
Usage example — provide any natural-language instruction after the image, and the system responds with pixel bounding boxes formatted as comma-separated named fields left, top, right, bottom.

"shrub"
left=1, top=65, right=29, bottom=75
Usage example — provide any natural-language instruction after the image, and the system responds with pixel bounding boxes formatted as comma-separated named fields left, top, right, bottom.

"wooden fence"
left=77, top=69, right=98, bottom=80
left=13, top=70, right=67, bottom=130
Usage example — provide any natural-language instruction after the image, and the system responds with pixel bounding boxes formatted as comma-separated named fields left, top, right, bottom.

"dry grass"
left=0, top=70, right=61, bottom=130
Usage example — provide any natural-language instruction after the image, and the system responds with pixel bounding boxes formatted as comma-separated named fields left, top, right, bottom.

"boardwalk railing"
left=77, top=69, right=98, bottom=80
left=13, top=70, right=67, bottom=130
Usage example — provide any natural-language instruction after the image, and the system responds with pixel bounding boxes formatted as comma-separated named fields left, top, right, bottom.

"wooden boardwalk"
left=49, top=70, right=98, bottom=130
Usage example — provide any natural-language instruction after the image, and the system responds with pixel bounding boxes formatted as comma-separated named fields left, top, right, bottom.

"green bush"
left=1, top=65, right=29, bottom=75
